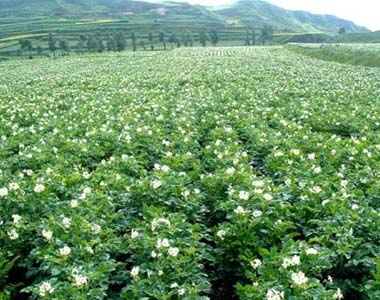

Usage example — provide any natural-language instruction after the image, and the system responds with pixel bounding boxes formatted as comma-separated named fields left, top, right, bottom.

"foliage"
left=1, top=46, right=380, bottom=300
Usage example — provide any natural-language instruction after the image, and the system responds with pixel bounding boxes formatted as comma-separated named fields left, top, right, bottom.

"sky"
left=147, top=0, right=380, bottom=30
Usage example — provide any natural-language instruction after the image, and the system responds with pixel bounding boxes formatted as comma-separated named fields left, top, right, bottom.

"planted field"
left=288, top=43, right=380, bottom=68
left=1, top=47, right=380, bottom=300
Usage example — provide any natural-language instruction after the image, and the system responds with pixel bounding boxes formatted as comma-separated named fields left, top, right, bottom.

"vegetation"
left=287, top=43, right=380, bottom=68
left=1, top=46, right=380, bottom=300
left=330, top=31, right=380, bottom=44
left=0, top=0, right=369, bottom=58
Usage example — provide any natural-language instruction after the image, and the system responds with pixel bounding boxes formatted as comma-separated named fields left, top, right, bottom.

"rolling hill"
left=0, top=0, right=369, bottom=34
left=215, top=0, right=368, bottom=34
left=0, top=0, right=371, bottom=59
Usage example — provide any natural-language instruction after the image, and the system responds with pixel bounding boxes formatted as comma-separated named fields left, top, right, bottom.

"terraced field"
left=1, top=47, right=380, bottom=300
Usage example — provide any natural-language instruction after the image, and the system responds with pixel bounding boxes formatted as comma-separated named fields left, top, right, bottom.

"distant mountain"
left=0, top=0, right=368, bottom=34
left=215, top=0, right=368, bottom=33
left=0, top=0, right=220, bottom=21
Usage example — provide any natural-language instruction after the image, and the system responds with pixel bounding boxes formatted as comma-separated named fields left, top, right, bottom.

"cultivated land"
left=1, top=46, right=380, bottom=300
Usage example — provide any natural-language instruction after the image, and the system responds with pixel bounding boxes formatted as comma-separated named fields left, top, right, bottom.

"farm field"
left=288, top=43, right=380, bottom=68
left=1, top=46, right=380, bottom=300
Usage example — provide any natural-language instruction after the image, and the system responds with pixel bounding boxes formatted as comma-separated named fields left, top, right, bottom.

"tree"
left=186, top=32, right=193, bottom=47
left=77, top=34, right=87, bottom=52
left=245, top=29, right=251, bottom=46
left=148, top=33, right=154, bottom=51
left=139, top=40, right=146, bottom=51
left=59, top=40, right=69, bottom=53
left=131, top=32, right=137, bottom=52
left=251, top=29, right=256, bottom=46
left=159, top=32, right=166, bottom=50
left=115, top=31, right=126, bottom=51
left=106, top=36, right=116, bottom=51
left=260, top=25, right=273, bottom=45
left=199, top=31, right=207, bottom=47
left=19, top=39, right=32, bottom=55
left=48, top=33, right=56, bottom=55
left=93, top=31, right=104, bottom=53
left=210, top=29, right=219, bottom=47
left=169, top=33, right=177, bottom=49
left=37, top=46, right=43, bottom=55
left=338, top=27, right=346, bottom=35
left=87, top=35, right=98, bottom=52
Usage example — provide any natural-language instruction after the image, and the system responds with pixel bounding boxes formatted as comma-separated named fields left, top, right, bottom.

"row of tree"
left=19, top=26, right=274, bottom=56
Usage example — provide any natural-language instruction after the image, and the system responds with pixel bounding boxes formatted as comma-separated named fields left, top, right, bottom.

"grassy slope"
left=330, top=31, right=380, bottom=43
left=287, top=44, right=380, bottom=68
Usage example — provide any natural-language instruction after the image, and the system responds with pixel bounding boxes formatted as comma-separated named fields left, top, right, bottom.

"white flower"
left=308, top=153, right=316, bottom=160
left=182, top=190, right=190, bottom=197
left=161, top=165, right=170, bottom=173
left=333, top=288, right=344, bottom=300
left=0, top=187, right=8, bottom=197
left=250, top=259, right=262, bottom=269
left=274, top=151, right=284, bottom=157
left=217, top=229, right=226, bottom=240
left=73, top=274, right=88, bottom=287
left=42, top=229, right=53, bottom=241
left=178, top=288, right=185, bottom=296
left=62, top=217, right=71, bottom=228
left=151, top=218, right=171, bottom=231
left=9, top=182, right=20, bottom=191
left=266, top=288, right=284, bottom=300
left=252, top=210, right=263, bottom=218
left=91, top=223, right=101, bottom=234
left=239, top=190, right=249, bottom=200
left=156, top=238, right=170, bottom=248
left=59, top=245, right=71, bottom=256
left=291, top=271, right=308, bottom=285
left=34, top=183, right=45, bottom=193
left=234, top=206, right=246, bottom=215
left=39, top=281, right=55, bottom=297
left=226, top=167, right=236, bottom=175
left=151, top=179, right=162, bottom=190
left=310, top=185, right=322, bottom=194
left=170, top=282, right=179, bottom=289
left=131, top=266, right=139, bottom=278
left=340, top=180, right=348, bottom=188
left=282, top=255, right=300, bottom=268
left=351, top=204, right=359, bottom=210
left=70, top=199, right=78, bottom=208
left=306, top=248, right=318, bottom=255
left=313, top=166, right=322, bottom=174
left=252, top=180, right=265, bottom=187
left=12, top=214, right=22, bottom=224
left=83, top=187, right=91, bottom=194
left=8, top=229, right=19, bottom=240
left=131, top=229, right=139, bottom=239
left=168, top=247, right=180, bottom=257
left=291, top=149, right=300, bottom=156
left=263, top=193, right=273, bottom=201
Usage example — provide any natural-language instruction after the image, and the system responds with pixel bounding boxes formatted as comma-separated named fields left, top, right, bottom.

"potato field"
left=1, top=46, right=380, bottom=300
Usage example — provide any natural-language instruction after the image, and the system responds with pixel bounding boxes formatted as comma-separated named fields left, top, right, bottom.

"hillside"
left=330, top=31, right=380, bottom=43
left=216, top=0, right=368, bottom=34
left=0, top=0, right=221, bottom=21
left=0, top=0, right=368, bottom=34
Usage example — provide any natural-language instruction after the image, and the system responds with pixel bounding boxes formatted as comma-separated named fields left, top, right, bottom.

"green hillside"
left=216, top=0, right=368, bottom=34
left=0, top=0, right=370, bottom=59
left=330, top=31, right=380, bottom=43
